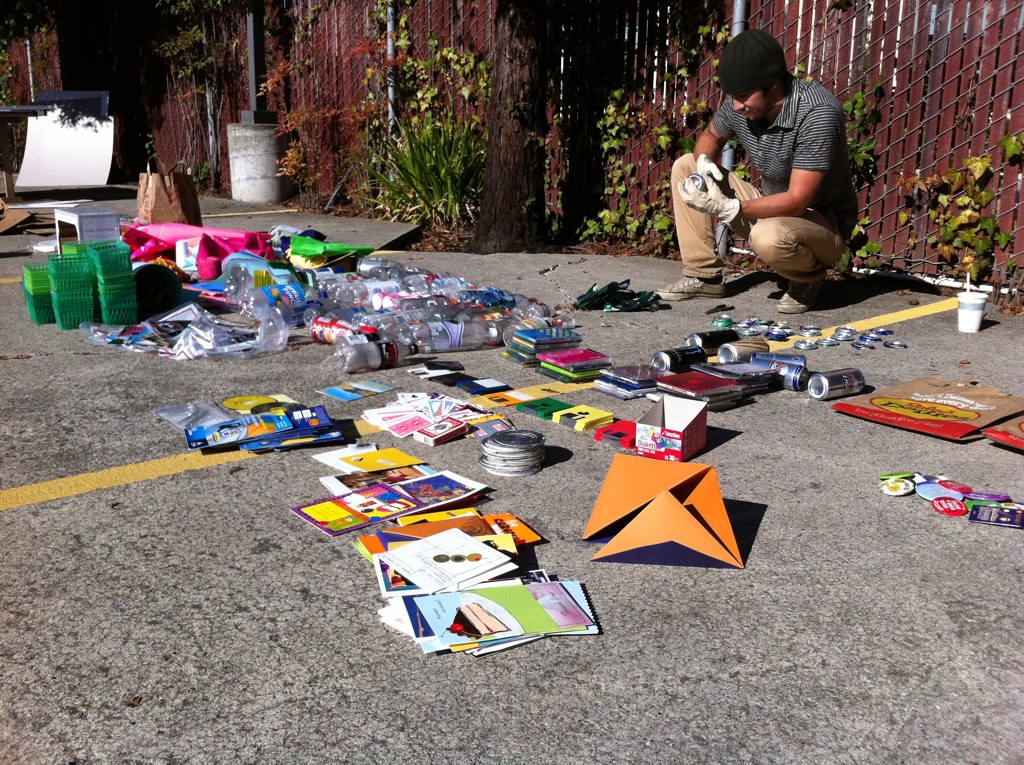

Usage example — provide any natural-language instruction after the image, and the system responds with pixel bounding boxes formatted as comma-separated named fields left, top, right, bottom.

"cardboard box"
left=54, top=205, right=121, bottom=250
left=634, top=396, right=707, bottom=462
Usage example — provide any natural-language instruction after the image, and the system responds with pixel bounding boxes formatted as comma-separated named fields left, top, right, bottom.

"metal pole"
left=243, top=0, right=274, bottom=123
left=26, top=39, right=35, bottom=102
left=386, top=3, right=398, bottom=136
left=718, top=0, right=749, bottom=259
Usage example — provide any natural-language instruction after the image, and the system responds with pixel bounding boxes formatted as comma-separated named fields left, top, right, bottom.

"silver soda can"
left=775, top=362, right=809, bottom=391
left=685, top=329, right=740, bottom=354
left=651, top=345, right=708, bottom=372
left=717, top=337, right=771, bottom=363
left=751, top=351, right=808, bottom=367
left=807, top=368, right=866, bottom=400
left=688, top=173, right=707, bottom=192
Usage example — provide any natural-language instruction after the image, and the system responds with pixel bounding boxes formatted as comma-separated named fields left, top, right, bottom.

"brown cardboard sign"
left=833, top=376, right=1024, bottom=442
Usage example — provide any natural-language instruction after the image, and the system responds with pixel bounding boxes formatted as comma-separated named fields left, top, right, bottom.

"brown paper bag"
left=832, top=376, right=1024, bottom=442
left=136, top=159, right=203, bottom=226
left=983, top=413, right=1024, bottom=452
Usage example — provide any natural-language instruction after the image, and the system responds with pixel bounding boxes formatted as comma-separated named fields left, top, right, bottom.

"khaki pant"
left=671, top=153, right=846, bottom=283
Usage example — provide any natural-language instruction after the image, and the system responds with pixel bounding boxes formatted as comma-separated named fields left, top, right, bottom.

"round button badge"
left=880, top=478, right=915, bottom=496
left=932, top=497, right=969, bottom=516
left=938, top=479, right=973, bottom=494
left=915, top=482, right=964, bottom=502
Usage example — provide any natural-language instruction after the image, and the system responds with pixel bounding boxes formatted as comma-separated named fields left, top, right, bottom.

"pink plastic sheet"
left=124, top=223, right=274, bottom=279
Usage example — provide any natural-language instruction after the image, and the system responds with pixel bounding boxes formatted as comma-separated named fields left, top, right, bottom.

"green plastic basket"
left=23, top=288, right=55, bottom=324
left=22, top=263, right=52, bottom=295
left=99, top=302, right=139, bottom=324
left=53, top=300, right=96, bottom=330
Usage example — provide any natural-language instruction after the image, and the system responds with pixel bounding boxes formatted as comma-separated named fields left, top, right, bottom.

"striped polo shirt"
left=712, top=76, right=858, bottom=240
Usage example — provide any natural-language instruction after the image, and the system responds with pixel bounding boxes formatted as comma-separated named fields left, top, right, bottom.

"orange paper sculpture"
left=582, top=454, right=743, bottom=568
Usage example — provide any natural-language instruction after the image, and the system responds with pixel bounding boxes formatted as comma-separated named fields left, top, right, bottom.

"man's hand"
left=696, top=153, right=724, bottom=183
left=678, top=155, right=740, bottom=225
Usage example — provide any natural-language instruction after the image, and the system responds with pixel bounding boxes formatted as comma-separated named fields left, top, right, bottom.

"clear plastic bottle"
left=335, top=333, right=415, bottom=372
left=356, top=257, right=404, bottom=275
left=502, top=315, right=576, bottom=346
left=303, top=303, right=367, bottom=327
left=231, top=273, right=336, bottom=327
left=511, top=295, right=552, bottom=319
left=419, top=317, right=509, bottom=352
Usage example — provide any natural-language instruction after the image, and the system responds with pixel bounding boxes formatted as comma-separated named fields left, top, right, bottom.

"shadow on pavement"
left=725, top=498, right=768, bottom=566
left=14, top=186, right=137, bottom=203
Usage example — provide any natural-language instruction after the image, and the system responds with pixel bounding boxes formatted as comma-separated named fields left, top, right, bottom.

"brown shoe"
left=656, top=275, right=726, bottom=302
left=777, top=280, right=822, bottom=314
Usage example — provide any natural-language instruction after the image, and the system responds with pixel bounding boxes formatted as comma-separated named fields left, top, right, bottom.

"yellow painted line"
left=0, top=277, right=22, bottom=284
left=0, top=296, right=959, bottom=513
left=0, top=450, right=254, bottom=512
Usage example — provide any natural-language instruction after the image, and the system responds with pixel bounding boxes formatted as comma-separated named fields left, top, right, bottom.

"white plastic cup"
left=957, top=291, right=987, bottom=333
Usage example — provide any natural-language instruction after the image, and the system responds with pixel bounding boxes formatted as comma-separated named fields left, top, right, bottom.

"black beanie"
left=718, top=29, right=789, bottom=94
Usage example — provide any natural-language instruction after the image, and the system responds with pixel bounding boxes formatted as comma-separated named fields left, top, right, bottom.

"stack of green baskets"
left=48, top=250, right=96, bottom=329
left=76, top=240, right=138, bottom=324
left=22, top=263, right=55, bottom=325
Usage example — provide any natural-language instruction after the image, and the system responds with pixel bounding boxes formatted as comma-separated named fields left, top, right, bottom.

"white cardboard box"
left=634, top=396, right=708, bottom=462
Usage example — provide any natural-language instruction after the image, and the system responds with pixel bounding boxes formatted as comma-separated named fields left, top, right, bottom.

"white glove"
left=697, top=153, right=725, bottom=183
left=678, top=154, right=741, bottom=225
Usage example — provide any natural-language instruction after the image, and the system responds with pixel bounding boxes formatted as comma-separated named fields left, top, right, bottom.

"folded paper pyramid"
left=582, top=454, right=743, bottom=568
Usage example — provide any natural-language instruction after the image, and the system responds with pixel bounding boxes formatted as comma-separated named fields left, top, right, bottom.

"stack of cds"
left=689, top=361, right=776, bottom=395
left=655, top=371, right=745, bottom=410
left=502, top=327, right=583, bottom=366
left=535, top=348, right=611, bottom=382
left=479, top=430, right=547, bottom=476
left=595, top=364, right=663, bottom=400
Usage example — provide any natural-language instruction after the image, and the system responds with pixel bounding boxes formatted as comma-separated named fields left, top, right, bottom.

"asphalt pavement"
left=0, top=188, right=1021, bottom=765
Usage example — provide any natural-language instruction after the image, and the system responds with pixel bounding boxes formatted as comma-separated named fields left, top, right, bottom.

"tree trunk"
left=471, top=0, right=548, bottom=254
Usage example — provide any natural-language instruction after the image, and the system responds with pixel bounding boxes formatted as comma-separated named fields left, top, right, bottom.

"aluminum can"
left=807, top=368, right=866, bottom=400
left=688, top=173, right=707, bottom=192
left=685, top=329, right=740, bottom=354
left=750, top=351, right=808, bottom=367
left=776, top=362, right=809, bottom=391
left=717, top=337, right=770, bottom=363
left=651, top=345, right=707, bottom=372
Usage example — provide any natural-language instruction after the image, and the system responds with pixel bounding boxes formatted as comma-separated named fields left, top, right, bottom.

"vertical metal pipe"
left=26, top=38, right=35, bottom=102
left=718, top=0, right=749, bottom=258
left=387, top=3, right=398, bottom=136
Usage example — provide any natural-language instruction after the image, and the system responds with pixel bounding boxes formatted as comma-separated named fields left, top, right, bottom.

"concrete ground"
left=0, top=189, right=1021, bottom=765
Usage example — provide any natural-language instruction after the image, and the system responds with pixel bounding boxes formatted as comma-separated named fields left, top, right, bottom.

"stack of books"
left=502, top=327, right=583, bottom=367
left=535, top=348, right=612, bottom=383
left=595, top=364, right=664, bottom=400
left=654, top=371, right=746, bottom=411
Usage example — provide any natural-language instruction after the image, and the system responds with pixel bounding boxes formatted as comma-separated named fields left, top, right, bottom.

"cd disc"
left=250, top=401, right=304, bottom=415
left=222, top=395, right=277, bottom=412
